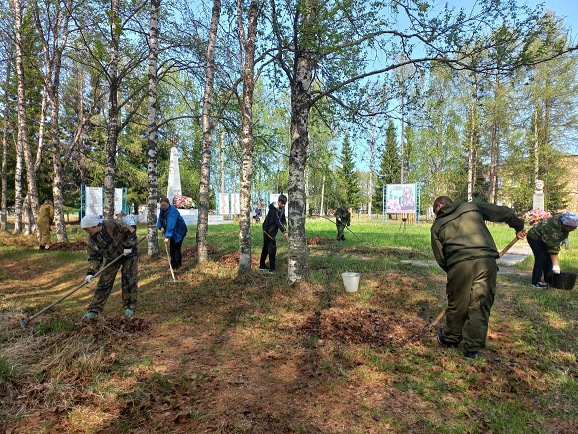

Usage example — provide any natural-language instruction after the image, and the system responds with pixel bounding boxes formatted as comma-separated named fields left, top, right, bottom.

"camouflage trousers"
left=336, top=224, right=346, bottom=241
left=88, top=255, right=138, bottom=314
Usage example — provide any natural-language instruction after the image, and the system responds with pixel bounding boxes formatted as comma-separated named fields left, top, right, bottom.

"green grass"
left=1, top=218, right=577, bottom=433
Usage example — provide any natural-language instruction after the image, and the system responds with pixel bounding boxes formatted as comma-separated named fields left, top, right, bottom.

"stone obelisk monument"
left=167, top=146, right=182, bottom=203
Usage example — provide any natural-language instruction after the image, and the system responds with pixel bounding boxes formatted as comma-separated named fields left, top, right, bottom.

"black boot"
left=39, top=245, right=45, bottom=250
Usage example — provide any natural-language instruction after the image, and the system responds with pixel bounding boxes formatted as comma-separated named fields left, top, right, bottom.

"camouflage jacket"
left=527, top=214, right=569, bottom=255
left=334, top=208, right=351, bottom=227
left=38, top=203, right=54, bottom=225
left=86, top=220, right=137, bottom=275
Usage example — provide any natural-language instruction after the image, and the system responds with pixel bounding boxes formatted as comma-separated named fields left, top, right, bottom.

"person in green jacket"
left=431, top=196, right=526, bottom=359
left=527, top=212, right=578, bottom=288
left=334, top=205, right=351, bottom=241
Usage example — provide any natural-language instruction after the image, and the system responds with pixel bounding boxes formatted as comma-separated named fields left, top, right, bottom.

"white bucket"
left=342, top=272, right=361, bottom=293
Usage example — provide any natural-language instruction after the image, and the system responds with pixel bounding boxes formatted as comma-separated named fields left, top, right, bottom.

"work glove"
left=124, top=248, right=132, bottom=256
left=84, top=275, right=94, bottom=284
left=164, top=238, right=169, bottom=245
left=552, top=265, right=561, bottom=274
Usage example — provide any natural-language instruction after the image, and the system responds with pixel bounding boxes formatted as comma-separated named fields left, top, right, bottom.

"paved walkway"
left=400, top=242, right=533, bottom=276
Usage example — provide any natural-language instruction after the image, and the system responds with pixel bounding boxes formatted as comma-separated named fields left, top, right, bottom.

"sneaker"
left=437, top=331, right=460, bottom=348
left=532, top=282, right=548, bottom=289
left=464, top=351, right=478, bottom=359
left=258, top=266, right=269, bottom=271
left=124, top=308, right=134, bottom=316
left=84, top=311, right=98, bottom=319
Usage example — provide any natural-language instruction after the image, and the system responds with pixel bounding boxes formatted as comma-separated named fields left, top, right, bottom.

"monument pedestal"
left=178, top=209, right=198, bottom=225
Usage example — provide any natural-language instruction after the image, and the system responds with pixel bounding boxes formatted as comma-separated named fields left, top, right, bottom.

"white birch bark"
left=34, top=0, right=72, bottom=242
left=287, top=0, right=315, bottom=285
left=197, top=0, right=221, bottom=263
left=147, top=0, right=161, bottom=256
left=103, top=0, right=120, bottom=219
left=12, top=0, right=40, bottom=231
left=368, top=116, right=376, bottom=218
left=1, top=64, right=10, bottom=232
left=238, top=0, right=259, bottom=273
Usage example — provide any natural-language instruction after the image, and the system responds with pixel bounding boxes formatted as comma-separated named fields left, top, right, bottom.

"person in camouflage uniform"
left=37, top=200, right=54, bottom=250
left=527, top=212, right=578, bottom=288
left=80, top=215, right=138, bottom=317
left=334, top=205, right=351, bottom=241
left=431, top=196, right=526, bottom=359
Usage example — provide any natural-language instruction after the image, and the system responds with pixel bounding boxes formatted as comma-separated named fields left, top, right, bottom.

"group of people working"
left=36, top=191, right=576, bottom=361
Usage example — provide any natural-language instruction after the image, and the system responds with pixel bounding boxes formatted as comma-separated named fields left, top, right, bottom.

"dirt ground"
left=1, top=235, right=577, bottom=434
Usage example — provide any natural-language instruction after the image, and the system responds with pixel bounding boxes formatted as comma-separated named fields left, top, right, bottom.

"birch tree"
left=10, top=0, right=40, bottom=231
left=237, top=0, right=260, bottom=273
left=147, top=0, right=161, bottom=256
left=1, top=63, right=10, bottom=231
left=33, top=0, right=73, bottom=242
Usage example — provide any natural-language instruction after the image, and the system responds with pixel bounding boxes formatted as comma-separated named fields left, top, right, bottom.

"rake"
left=164, top=242, right=187, bottom=284
left=19, top=237, right=146, bottom=329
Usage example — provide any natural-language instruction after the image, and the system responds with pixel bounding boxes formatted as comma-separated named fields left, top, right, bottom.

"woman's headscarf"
left=560, top=212, right=578, bottom=227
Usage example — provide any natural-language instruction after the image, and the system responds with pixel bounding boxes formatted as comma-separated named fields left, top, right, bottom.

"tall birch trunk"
left=13, top=130, right=23, bottom=234
left=1, top=64, right=10, bottom=231
left=368, top=116, right=376, bottom=218
left=147, top=0, right=161, bottom=256
left=319, top=173, right=325, bottom=215
left=238, top=0, right=259, bottom=273
left=467, top=79, right=477, bottom=202
left=12, top=0, right=40, bottom=230
left=103, top=0, right=120, bottom=219
left=534, top=107, right=539, bottom=182
left=287, top=0, right=315, bottom=285
left=400, top=95, right=405, bottom=184
left=487, top=74, right=500, bottom=205
left=34, top=0, right=73, bottom=242
left=196, top=0, right=221, bottom=263
left=35, top=86, right=47, bottom=172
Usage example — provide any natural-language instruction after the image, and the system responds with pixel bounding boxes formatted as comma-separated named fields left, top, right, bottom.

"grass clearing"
left=1, top=219, right=577, bottom=433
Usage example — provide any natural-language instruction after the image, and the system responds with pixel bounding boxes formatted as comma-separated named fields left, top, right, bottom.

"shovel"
left=20, top=237, right=146, bottom=329
left=429, top=236, right=521, bottom=328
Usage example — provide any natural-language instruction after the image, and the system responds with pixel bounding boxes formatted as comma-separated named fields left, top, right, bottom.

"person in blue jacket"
left=157, top=197, right=188, bottom=270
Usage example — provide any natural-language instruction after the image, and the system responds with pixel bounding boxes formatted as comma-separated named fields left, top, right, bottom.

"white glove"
left=124, top=248, right=132, bottom=256
left=552, top=265, right=560, bottom=274
left=84, top=275, right=94, bottom=284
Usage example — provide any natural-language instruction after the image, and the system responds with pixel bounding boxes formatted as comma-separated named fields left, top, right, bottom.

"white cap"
left=81, top=214, right=101, bottom=228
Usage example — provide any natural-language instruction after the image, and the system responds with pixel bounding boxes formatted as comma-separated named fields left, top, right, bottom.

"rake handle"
left=20, top=237, right=145, bottom=329
left=165, top=242, right=177, bottom=282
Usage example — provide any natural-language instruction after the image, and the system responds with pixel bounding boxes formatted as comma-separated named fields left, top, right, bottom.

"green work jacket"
left=431, top=201, right=524, bottom=271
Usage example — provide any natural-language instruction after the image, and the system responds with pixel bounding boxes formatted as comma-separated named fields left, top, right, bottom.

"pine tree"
left=372, top=121, right=400, bottom=212
left=336, top=134, right=361, bottom=209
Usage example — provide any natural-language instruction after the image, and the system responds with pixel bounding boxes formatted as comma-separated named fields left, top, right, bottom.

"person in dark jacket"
left=259, top=194, right=288, bottom=272
left=527, top=212, right=578, bottom=288
left=334, top=204, right=351, bottom=241
left=431, top=196, right=526, bottom=359
left=157, top=197, right=188, bottom=271
left=81, top=214, right=138, bottom=317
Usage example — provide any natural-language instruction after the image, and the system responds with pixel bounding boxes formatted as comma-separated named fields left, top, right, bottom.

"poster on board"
left=85, top=187, right=124, bottom=215
left=386, top=184, right=416, bottom=214
left=219, top=193, right=230, bottom=215
left=231, top=193, right=241, bottom=215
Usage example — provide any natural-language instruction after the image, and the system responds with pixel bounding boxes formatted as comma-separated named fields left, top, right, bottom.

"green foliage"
left=336, top=134, right=361, bottom=209
left=372, top=121, right=400, bottom=212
